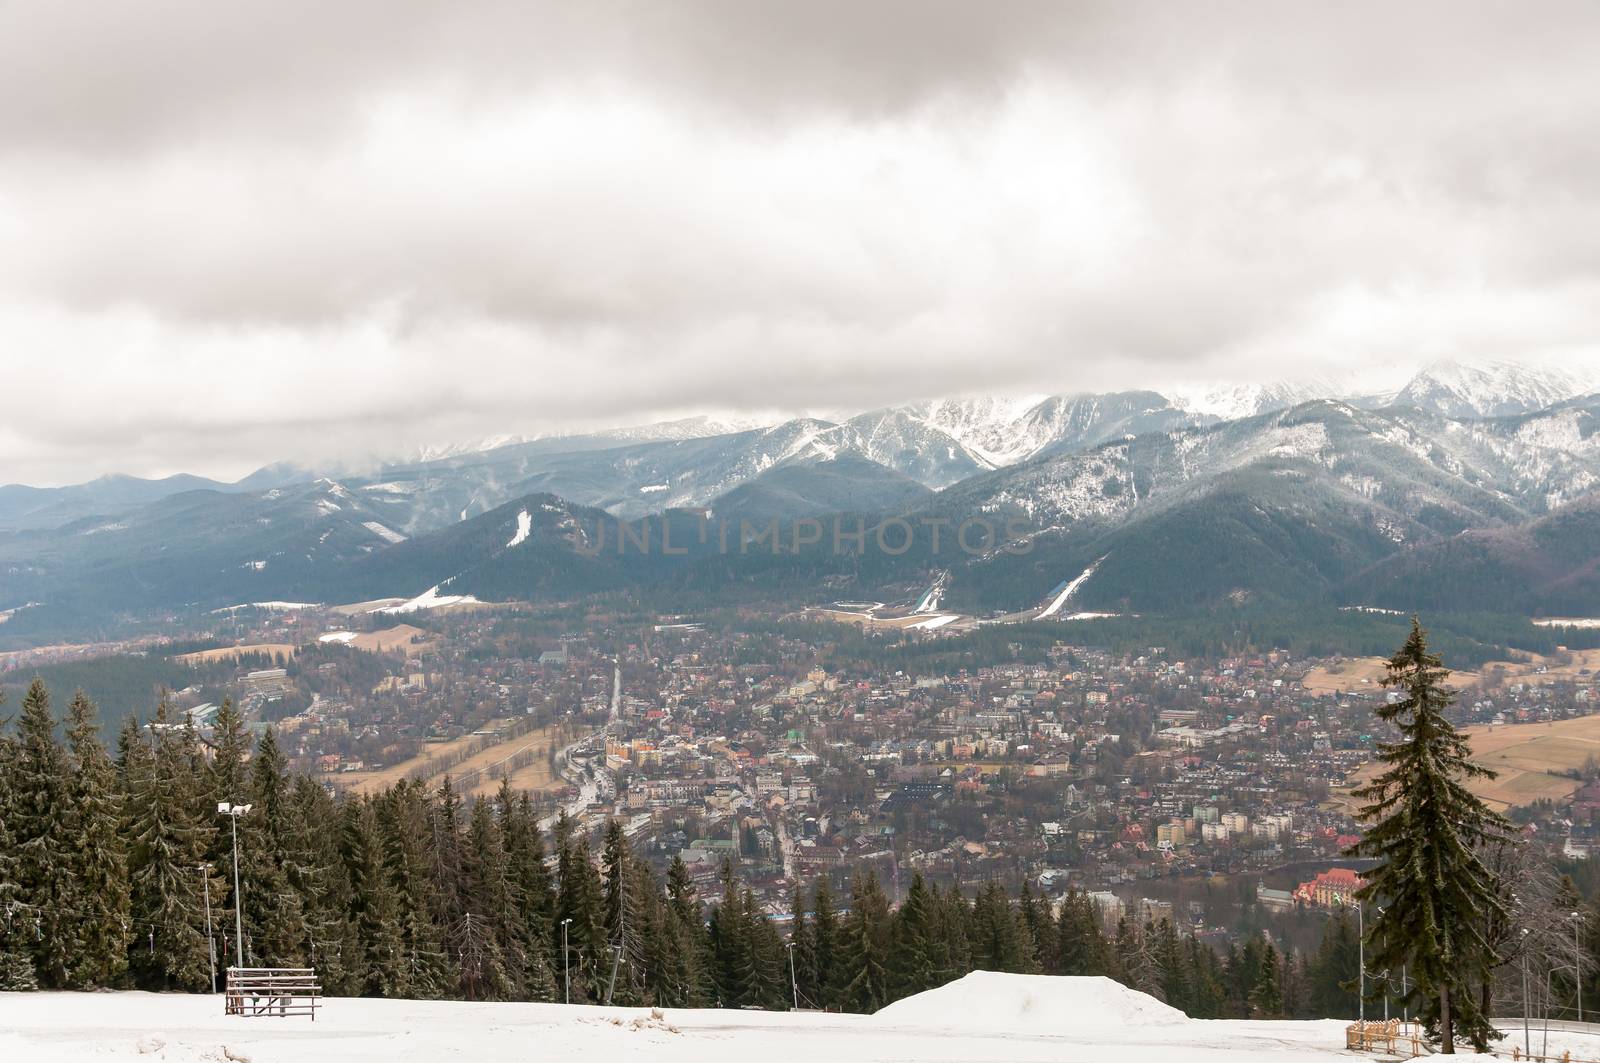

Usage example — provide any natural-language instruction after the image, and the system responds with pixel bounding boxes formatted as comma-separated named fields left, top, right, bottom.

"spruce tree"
left=501, top=788, right=557, bottom=1001
left=377, top=780, right=450, bottom=998
left=343, top=798, right=406, bottom=996
left=1057, top=891, right=1111, bottom=976
left=457, top=798, right=513, bottom=999
left=1249, top=941, right=1285, bottom=1018
left=708, top=860, right=753, bottom=1007
left=787, top=883, right=813, bottom=1008
left=890, top=872, right=936, bottom=998
left=1348, top=618, right=1509, bottom=1053
left=288, top=775, right=360, bottom=994
left=0, top=694, right=40, bottom=990
left=811, top=877, right=841, bottom=1009
left=244, top=728, right=307, bottom=967
left=837, top=871, right=891, bottom=1012
left=12, top=679, right=75, bottom=986
left=63, top=690, right=130, bottom=987
left=127, top=701, right=222, bottom=991
left=555, top=833, right=605, bottom=1001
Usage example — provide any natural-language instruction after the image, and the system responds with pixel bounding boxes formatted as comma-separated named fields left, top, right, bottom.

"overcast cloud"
left=3, top=1, right=1600, bottom=485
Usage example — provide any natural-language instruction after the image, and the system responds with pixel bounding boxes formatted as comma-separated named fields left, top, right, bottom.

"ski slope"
left=0, top=973, right=1385, bottom=1063
left=1036, top=557, right=1105, bottom=619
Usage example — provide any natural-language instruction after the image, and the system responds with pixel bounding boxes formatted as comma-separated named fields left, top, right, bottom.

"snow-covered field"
left=9, top=972, right=1598, bottom=1062
left=1, top=973, right=1366, bottom=1063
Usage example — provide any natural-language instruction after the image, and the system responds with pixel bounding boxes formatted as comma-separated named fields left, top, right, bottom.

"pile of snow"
left=873, top=972, right=1187, bottom=1032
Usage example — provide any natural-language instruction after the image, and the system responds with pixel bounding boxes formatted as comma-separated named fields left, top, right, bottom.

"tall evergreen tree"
left=890, top=872, right=937, bottom=999
left=63, top=690, right=130, bottom=987
left=12, top=678, right=75, bottom=986
left=242, top=728, right=307, bottom=967
left=1056, top=891, right=1111, bottom=976
left=501, top=787, right=557, bottom=1002
left=1249, top=941, right=1285, bottom=1018
left=837, top=871, right=892, bottom=1012
left=810, top=876, right=841, bottom=1010
left=343, top=798, right=407, bottom=996
left=457, top=798, right=513, bottom=999
left=377, top=780, right=449, bottom=998
left=0, top=692, right=40, bottom=990
left=787, top=882, right=813, bottom=1009
left=126, top=700, right=222, bottom=991
left=1349, top=618, right=1510, bottom=1053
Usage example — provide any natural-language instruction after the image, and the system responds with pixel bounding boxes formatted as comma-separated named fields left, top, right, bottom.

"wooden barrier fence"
left=1345, top=1018, right=1426, bottom=1055
left=224, top=967, right=321, bottom=1020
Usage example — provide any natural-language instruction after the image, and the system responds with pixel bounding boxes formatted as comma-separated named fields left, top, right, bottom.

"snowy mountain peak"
left=1392, top=359, right=1600, bottom=419
left=1163, top=379, right=1335, bottom=421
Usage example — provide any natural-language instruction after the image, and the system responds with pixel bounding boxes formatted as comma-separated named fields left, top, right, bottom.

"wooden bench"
left=224, top=967, right=321, bottom=1020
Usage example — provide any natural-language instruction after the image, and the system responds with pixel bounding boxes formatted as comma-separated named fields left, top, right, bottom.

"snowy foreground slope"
left=2, top=971, right=1587, bottom=1063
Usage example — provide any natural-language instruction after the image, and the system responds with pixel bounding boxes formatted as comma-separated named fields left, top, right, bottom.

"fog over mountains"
left=2, top=360, right=1598, bottom=633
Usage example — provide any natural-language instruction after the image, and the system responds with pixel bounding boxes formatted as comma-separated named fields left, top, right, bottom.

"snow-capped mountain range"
left=2, top=362, right=1598, bottom=627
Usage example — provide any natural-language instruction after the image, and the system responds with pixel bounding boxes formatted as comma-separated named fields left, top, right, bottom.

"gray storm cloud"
left=2, top=1, right=1599, bottom=484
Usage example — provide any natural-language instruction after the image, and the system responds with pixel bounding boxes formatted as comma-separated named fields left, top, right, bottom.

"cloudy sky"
left=4, top=1, right=1600, bottom=485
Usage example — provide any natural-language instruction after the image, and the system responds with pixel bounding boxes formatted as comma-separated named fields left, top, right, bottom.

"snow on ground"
left=1037, top=557, right=1105, bottom=619
left=907, top=614, right=960, bottom=630
left=372, top=585, right=483, bottom=613
left=362, top=521, right=407, bottom=544
left=1534, top=617, right=1600, bottom=629
left=317, top=631, right=357, bottom=643
left=211, top=601, right=319, bottom=613
left=0, top=974, right=1369, bottom=1063
left=506, top=508, right=532, bottom=548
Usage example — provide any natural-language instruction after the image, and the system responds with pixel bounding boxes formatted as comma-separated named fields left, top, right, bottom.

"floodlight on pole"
left=786, top=941, right=799, bottom=1010
left=1572, top=911, right=1585, bottom=1023
left=218, top=802, right=252, bottom=969
left=200, top=864, right=216, bottom=993
left=562, top=918, right=573, bottom=1005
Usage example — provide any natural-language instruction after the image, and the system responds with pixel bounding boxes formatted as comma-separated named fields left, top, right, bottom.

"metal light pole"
left=1356, top=901, right=1364, bottom=1028
left=1522, top=928, right=1532, bottom=1059
left=562, top=918, right=573, bottom=1005
left=200, top=864, right=216, bottom=992
left=1573, top=911, right=1585, bottom=1023
left=218, top=802, right=253, bottom=969
left=786, top=942, right=799, bottom=1011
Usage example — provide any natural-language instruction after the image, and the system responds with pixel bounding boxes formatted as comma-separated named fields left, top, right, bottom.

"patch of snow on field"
left=211, top=601, right=319, bottom=613
left=318, top=631, right=357, bottom=643
left=362, top=521, right=406, bottom=544
left=907, top=614, right=959, bottom=630
left=507, top=509, right=532, bottom=547
left=375, top=585, right=483, bottom=613
left=639, top=482, right=670, bottom=493
left=1534, top=617, right=1600, bottom=629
